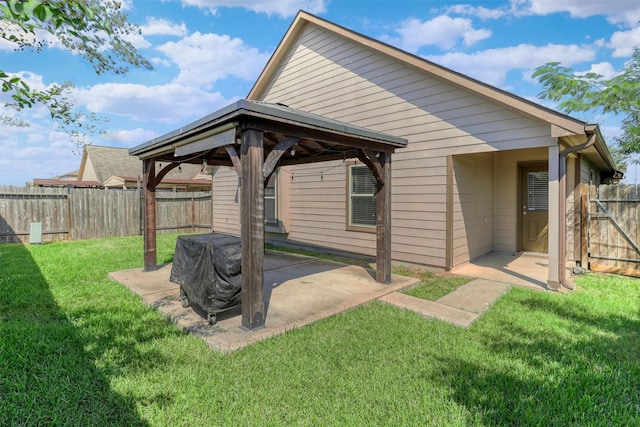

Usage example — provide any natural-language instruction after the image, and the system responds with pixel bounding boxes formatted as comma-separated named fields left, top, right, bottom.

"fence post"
left=66, top=186, right=72, bottom=241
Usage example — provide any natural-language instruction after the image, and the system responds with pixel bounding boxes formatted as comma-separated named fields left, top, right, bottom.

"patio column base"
left=546, top=279, right=561, bottom=291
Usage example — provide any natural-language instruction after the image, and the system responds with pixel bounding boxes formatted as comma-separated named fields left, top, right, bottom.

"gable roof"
left=249, top=11, right=618, bottom=173
left=129, top=99, right=407, bottom=163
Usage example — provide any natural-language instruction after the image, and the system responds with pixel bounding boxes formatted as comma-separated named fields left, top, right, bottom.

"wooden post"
left=240, top=127, right=266, bottom=330
left=66, top=186, right=72, bottom=241
left=143, top=159, right=157, bottom=272
left=580, top=183, right=589, bottom=268
left=376, top=152, right=392, bottom=283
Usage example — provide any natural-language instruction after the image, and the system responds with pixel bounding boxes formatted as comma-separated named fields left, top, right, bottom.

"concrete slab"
left=379, top=292, right=479, bottom=328
left=109, top=252, right=418, bottom=353
left=451, top=252, right=549, bottom=290
left=436, top=279, right=511, bottom=314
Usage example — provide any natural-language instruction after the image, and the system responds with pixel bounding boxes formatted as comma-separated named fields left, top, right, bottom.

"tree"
left=533, top=47, right=640, bottom=169
left=0, top=0, right=152, bottom=144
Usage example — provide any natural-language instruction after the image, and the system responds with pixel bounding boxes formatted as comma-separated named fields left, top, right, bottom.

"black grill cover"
left=170, top=233, right=242, bottom=311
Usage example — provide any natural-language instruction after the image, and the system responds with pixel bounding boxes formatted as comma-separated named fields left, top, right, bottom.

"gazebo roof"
left=129, top=99, right=406, bottom=331
left=129, top=99, right=407, bottom=166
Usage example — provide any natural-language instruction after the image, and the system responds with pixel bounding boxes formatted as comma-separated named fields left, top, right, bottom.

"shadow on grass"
left=0, top=241, right=148, bottom=426
left=431, top=290, right=640, bottom=425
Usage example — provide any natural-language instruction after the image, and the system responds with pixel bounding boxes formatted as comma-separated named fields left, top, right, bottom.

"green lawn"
left=1, top=235, right=639, bottom=426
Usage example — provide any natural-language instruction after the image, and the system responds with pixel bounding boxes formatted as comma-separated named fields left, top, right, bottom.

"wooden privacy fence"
left=0, top=186, right=212, bottom=243
left=586, top=183, right=640, bottom=276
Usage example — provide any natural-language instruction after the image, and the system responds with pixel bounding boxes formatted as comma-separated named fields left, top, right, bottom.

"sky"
left=1, top=0, right=640, bottom=186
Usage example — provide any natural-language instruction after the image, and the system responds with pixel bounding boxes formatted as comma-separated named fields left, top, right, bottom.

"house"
left=35, top=145, right=212, bottom=191
left=205, top=11, right=619, bottom=290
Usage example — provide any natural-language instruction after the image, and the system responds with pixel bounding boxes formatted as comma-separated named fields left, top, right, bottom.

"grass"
left=394, top=265, right=472, bottom=300
left=1, top=235, right=640, bottom=426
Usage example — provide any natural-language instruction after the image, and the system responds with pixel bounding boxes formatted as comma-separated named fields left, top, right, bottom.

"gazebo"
left=129, top=99, right=407, bottom=330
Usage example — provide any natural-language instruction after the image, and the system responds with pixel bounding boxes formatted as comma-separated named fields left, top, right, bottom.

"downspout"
left=557, top=131, right=596, bottom=290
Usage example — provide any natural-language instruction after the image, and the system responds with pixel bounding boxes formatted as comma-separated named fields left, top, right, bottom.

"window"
left=527, top=171, right=548, bottom=211
left=265, top=173, right=277, bottom=224
left=349, top=164, right=376, bottom=227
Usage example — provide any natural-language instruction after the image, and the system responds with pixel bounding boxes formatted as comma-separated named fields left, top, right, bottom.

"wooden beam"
left=263, top=137, right=299, bottom=184
left=143, top=159, right=157, bottom=271
left=225, top=145, right=242, bottom=177
left=279, top=151, right=358, bottom=167
left=240, top=127, right=266, bottom=330
left=242, top=118, right=398, bottom=153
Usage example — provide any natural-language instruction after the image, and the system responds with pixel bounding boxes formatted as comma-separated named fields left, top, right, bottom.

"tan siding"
left=211, top=167, right=240, bottom=235
left=256, top=23, right=556, bottom=268
left=451, top=153, right=493, bottom=265
left=82, top=157, right=98, bottom=182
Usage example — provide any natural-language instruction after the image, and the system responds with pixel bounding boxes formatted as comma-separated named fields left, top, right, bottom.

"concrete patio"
left=451, top=252, right=553, bottom=290
left=109, top=250, right=561, bottom=353
left=109, top=250, right=420, bottom=353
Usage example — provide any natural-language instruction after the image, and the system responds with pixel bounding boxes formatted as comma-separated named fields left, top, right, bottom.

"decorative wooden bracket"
left=263, top=137, right=299, bottom=185
left=356, top=149, right=385, bottom=187
left=154, top=162, right=181, bottom=185
left=225, top=145, right=242, bottom=177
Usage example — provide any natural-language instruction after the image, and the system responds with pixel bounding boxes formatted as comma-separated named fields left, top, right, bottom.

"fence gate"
left=587, top=184, right=640, bottom=277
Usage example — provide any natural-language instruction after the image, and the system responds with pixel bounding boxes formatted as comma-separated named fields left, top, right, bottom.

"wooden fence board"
left=588, top=184, right=640, bottom=276
left=0, top=186, right=212, bottom=243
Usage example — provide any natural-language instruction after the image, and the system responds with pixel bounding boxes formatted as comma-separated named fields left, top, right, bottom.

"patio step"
left=378, top=279, right=510, bottom=328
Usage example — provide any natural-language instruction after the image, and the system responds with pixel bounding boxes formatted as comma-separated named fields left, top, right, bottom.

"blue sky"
left=1, top=0, right=640, bottom=186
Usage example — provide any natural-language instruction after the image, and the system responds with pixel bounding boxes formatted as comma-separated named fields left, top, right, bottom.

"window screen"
left=265, top=174, right=277, bottom=224
left=527, top=171, right=548, bottom=211
left=349, top=165, right=376, bottom=226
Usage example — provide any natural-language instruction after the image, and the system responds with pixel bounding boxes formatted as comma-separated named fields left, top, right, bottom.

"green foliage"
left=0, top=0, right=152, bottom=144
left=533, top=48, right=640, bottom=163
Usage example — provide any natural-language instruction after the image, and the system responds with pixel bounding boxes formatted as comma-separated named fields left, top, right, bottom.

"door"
left=520, top=165, right=548, bottom=253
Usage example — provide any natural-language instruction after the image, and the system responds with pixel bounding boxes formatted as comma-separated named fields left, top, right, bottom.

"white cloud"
left=102, top=127, right=161, bottom=145
left=156, top=32, right=270, bottom=87
left=583, top=62, right=619, bottom=79
left=179, top=0, right=327, bottom=17
left=427, top=43, right=596, bottom=87
left=513, top=0, right=640, bottom=26
left=75, top=82, right=236, bottom=123
left=442, top=4, right=508, bottom=20
left=0, top=126, right=81, bottom=185
left=382, top=15, right=492, bottom=53
left=141, top=18, right=188, bottom=37
left=127, top=18, right=189, bottom=49
left=608, top=27, right=640, bottom=57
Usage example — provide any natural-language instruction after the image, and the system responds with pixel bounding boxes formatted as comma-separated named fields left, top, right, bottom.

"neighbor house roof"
left=78, top=145, right=211, bottom=184
left=248, top=10, right=618, bottom=174
left=34, top=145, right=212, bottom=189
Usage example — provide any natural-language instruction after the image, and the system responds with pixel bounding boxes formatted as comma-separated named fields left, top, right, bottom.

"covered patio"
left=109, top=250, right=419, bottom=353
left=129, top=100, right=407, bottom=330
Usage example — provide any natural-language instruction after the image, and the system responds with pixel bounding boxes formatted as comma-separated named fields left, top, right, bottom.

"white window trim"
left=347, top=164, right=376, bottom=232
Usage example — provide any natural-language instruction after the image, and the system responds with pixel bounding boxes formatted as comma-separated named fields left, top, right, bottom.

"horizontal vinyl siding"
left=212, top=167, right=240, bottom=235
left=257, top=23, right=554, bottom=268
left=452, top=153, right=493, bottom=266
